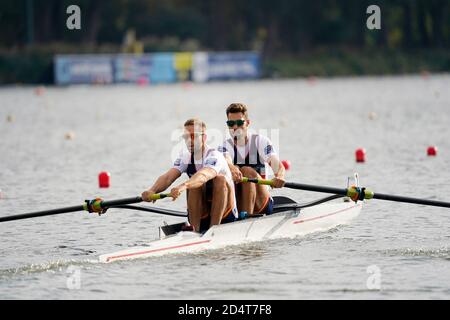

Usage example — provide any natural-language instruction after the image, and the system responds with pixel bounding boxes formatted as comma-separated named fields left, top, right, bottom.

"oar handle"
left=241, top=177, right=274, bottom=186
left=151, top=193, right=170, bottom=200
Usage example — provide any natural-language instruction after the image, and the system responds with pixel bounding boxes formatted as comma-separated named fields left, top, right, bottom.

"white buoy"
left=64, top=131, right=75, bottom=140
left=279, top=118, right=288, bottom=127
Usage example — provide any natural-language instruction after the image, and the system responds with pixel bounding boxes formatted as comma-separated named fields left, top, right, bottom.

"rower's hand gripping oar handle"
left=83, top=193, right=171, bottom=215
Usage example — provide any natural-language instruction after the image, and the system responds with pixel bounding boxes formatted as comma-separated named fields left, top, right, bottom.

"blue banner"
left=114, top=55, right=152, bottom=83
left=54, top=52, right=260, bottom=85
left=207, top=52, right=260, bottom=80
left=54, top=55, right=113, bottom=85
left=149, top=53, right=176, bottom=84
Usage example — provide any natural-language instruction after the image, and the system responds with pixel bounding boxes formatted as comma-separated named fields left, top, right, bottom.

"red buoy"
left=307, top=76, right=317, bottom=86
left=355, top=148, right=366, bottom=163
left=99, top=172, right=110, bottom=188
left=421, top=70, right=430, bottom=80
left=34, top=86, right=45, bottom=96
left=427, top=146, right=437, bottom=156
left=182, top=81, right=193, bottom=90
left=281, top=160, right=291, bottom=170
left=137, top=77, right=149, bottom=86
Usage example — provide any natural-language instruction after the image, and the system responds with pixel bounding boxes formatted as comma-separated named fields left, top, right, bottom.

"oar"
left=242, top=177, right=450, bottom=208
left=0, top=193, right=170, bottom=223
left=112, top=205, right=187, bottom=217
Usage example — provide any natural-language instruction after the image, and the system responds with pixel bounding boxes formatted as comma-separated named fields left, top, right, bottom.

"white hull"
left=99, top=200, right=363, bottom=263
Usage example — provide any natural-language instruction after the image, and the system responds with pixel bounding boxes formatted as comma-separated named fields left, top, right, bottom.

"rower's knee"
left=240, top=166, right=258, bottom=178
left=189, top=186, right=203, bottom=194
left=213, top=175, right=227, bottom=191
left=187, top=187, right=203, bottom=203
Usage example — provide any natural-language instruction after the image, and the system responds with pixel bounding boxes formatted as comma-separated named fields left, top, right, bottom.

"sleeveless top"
left=229, top=134, right=266, bottom=175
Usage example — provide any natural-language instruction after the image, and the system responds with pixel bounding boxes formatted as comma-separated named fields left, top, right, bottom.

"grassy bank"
left=0, top=44, right=119, bottom=84
left=0, top=46, right=449, bottom=84
left=263, top=48, right=450, bottom=78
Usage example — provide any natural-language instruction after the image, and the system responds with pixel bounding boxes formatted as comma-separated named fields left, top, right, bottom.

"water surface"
left=1, top=75, right=449, bottom=299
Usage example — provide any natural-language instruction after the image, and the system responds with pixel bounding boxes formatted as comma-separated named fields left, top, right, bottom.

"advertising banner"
left=174, top=52, right=193, bottom=81
left=54, top=51, right=260, bottom=85
left=206, top=52, right=260, bottom=81
left=54, top=55, right=113, bottom=85
left=149, top=53, right=176, bottom=84
left=114, top=55, right=152, bottom=83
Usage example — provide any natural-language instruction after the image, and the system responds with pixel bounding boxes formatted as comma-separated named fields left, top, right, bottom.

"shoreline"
left=0, top=72, right=449, bottom=89
left=1, top=47, right=449, bottom=84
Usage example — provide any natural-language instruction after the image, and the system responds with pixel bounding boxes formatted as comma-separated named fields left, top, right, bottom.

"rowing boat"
left=99, top=195, right=363, bottom=263
left=1, top=176, right=448, bottom=263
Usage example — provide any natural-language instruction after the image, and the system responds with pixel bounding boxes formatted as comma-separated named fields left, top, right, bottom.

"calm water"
left=1, top=75, right=449, bottom=299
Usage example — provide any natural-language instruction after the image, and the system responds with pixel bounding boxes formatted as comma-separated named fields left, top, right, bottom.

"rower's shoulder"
left=218, top=138, right=233, bottom=152
left=252, top=132, right=272, bottom=144
left=176, top=148, right=190, bottom=157
left=208, top=148, right=227, bottom=158
left=173, top=149, right=191, bottom=164
left=220, top=137, right=234, bottom=145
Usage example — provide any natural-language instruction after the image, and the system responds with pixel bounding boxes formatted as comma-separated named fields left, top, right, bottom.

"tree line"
left=0, top=0, right=448, bottom=53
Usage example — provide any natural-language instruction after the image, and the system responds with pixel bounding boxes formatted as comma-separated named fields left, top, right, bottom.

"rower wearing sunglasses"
left=142, top=118, right=238, bottom=232
left=219, top=103, right=286, bottom=216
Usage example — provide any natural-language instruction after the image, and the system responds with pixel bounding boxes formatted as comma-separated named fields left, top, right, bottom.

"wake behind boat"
left=99, top=195, right=362, bottom=263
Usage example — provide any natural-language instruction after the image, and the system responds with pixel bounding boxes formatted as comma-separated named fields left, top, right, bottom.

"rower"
left=219, top=103, right=286, bottom=216
left=142, top=118, right=238, bottom=232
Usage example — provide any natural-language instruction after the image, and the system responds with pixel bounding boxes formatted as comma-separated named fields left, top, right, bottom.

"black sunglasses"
left=226, top=119, right=246, bottom=128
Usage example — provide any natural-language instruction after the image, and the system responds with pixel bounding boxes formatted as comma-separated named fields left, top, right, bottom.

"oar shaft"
left=284, top=182, right=349, bottom=196
left=243, top=178, right=349, bottom=196
left=99, top=193, right=169, bottom=207
left=0, top=193, right=170, bottom=223
left=0, top=205, right=85, bottom=223
left=373, top=193, right=450, bottom=208
left=101, top=197, right=143, bottom=207
left=242, top=177, right=450, bottom=209
left=286, top=184, right=450, bottom=208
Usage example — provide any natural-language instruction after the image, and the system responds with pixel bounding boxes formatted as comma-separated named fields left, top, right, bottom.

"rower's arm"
left=224, top=154, right=235, bottom=170
left=183, top=167, right=217, bottom=190
left=148, top=168, right=181, bottom=193
left=224, top=154, right=243, bottom=182
left=268, top=155, right=285, bottom=179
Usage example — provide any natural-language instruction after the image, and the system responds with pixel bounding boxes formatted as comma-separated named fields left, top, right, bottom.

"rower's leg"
left=238, top=166, right=257, bottom=214
left=209, top=175, right=230, bottom=226
left=240, top=166, right=270, bottom=215
left=187, top=186, right=207, bottom=232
